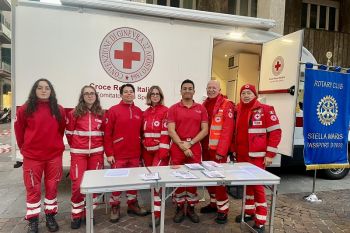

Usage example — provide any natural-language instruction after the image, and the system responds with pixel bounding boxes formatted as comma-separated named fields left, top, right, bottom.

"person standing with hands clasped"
left=104, top=84, right=148, bottom=223
left=15, top=79, right=66, bottom=233
left=200, top=80, right=234, bottom=224
left=232, top=84, right=281, bottom=233
left=168, top=79, right=208, bottom=224
left=142, top=86, right=170, bottom=227
left=65, top=85, right=105, bottom=229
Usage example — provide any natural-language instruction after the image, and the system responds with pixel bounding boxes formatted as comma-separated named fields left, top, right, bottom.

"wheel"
left=321, top=168, right=349, bottom=180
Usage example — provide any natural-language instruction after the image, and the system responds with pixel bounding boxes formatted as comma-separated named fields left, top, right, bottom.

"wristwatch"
left=189, top=140, right=195, bottom=146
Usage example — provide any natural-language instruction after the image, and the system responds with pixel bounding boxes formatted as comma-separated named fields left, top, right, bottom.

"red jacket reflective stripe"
left=233, top=100, right=282, bottom=158
left=142, top=104, right=170, bottom=159
left=14, top=101, right=66, bottom=161
left=104, top=100, right=143, bottom=159
left=65, top=110, right=105, bottom=154
left=203, top=94, right=234, bottom=157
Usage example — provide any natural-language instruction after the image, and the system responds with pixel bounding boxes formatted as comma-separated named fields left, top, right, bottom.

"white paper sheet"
left=104, top=169, right=130, bottom=177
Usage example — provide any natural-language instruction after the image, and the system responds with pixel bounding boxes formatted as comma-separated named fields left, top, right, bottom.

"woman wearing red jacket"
left=65, top=85, right=105, bottom=229
left=142, top=86, right=170, bottom=227
left=14, top=79, right=66, bottom=233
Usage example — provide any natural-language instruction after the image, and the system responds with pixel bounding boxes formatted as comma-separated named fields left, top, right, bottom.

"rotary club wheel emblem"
left=317, top=95, right=338, bottom=126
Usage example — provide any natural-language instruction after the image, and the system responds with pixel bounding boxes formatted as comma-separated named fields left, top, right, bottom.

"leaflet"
left=171, top=171, right=198, bottom=179
left=104, top=169, right=130, bottom=177
left=202, top=170, right=225, bottom=178
left=201, top=161, right=223, bottom=170
left=184, top=163, right=205, bottom=170
left=140, top=172, right=161, bottom=180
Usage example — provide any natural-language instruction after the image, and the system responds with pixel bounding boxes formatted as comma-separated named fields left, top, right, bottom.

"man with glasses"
left=104, top=84, right=148, bottom=223
left=200, top=80, right=234, bottom=224
left=168, top=79, right=208, bottom=224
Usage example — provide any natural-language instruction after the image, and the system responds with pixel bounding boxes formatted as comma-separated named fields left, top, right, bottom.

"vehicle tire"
left=321, top=168, right=350, bottom=180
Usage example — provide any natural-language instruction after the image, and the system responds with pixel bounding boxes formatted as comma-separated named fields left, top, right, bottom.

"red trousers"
left=70, top=153, right=104, bottom=219
left=204, top=150, right=229, bottom=214
left=109, top=158, right=140, bottom=206
left=23, top=156, right=62, bottom=220
left=170, top=143, right=201, bottom=206
left=238, top=155, right=267, bottom=226
left=142, top=149, right=169, bottom=217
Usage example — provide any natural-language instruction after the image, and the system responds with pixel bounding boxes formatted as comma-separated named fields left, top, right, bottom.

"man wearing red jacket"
left=200, top=80, right=234, bottom=224
left=233, top=84, right=281, bottom=233
left=104, top=84, right=148, bottom=223
left=168, top=79, right=208, bottom=224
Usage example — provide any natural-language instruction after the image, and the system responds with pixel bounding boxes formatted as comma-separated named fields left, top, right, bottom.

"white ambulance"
left=11, top=0, right=349, bottom=179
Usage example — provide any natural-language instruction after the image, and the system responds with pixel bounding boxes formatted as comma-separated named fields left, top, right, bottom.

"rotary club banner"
left=303, top=67, right=350, bottom=170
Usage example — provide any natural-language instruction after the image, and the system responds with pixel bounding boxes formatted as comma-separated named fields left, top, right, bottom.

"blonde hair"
left=146, top=86, right=164, bottom=106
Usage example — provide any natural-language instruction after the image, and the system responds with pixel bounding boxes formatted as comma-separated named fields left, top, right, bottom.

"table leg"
left=160, top=185, right=166, bottom=233
left=269, top=184, right=277, bottom=233
left=85, top=193, right=94, bottom=233
left=240, top=185, right=246, bottom=231
left=151, top=187, right=155, bottom=233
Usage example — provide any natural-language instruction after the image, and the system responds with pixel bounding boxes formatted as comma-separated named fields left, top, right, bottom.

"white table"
left=80, top=162, right=280, bottom=233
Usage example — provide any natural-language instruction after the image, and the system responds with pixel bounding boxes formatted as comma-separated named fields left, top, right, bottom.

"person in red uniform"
left=65, top=85, right=105, bottom=229
left=233, top=84, right=281, bottom=233
left=168, top=79, right=208, bottom=224
left=200, top=80, right=234, bottom=224
left=14, top=79, right=66, bottom=233
left=142, top=85, right=170, bottom=227
left=104, top=84, right=148, bottom=223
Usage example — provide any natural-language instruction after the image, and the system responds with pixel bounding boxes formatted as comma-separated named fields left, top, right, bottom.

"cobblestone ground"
left=0, top=189, right=349, bottom=233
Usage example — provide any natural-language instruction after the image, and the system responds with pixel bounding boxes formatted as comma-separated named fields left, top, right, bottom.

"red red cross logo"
left=274, top=61, right=281, bottom=71
left=114, top=42, right=141, bottom=69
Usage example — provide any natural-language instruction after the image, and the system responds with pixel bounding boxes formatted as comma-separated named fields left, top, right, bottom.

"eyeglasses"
left=83, top=92, right=95, bottom=96
left=150, top=93, right=160, bottom=96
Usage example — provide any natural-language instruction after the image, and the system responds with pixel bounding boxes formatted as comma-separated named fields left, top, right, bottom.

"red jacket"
left=202, top=94, right=234, bottom=158
left=233, top=100, right=282, bottom=158
left=142, top=104, right=170, bottom=159
left=65, top=110, right=104, bottom=155
left=14, top=101, right=66, bottom=161
left=104, top=100, right=143, bottom=159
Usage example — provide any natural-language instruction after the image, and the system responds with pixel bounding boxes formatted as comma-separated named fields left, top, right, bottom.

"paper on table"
left=202, top=170, right=225, bottom=178
left=104, top=169, right=130, bottom=177
left=172, top=171, right=198, bottom=179
left=140, top=172, right=160, bottom=180
left=184, top=163, right=205, bottom=170
left=201, top=161, right=223, bottom=170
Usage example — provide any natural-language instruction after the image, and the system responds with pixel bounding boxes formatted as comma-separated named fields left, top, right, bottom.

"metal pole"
left=312, top=169, right=317, bottom=193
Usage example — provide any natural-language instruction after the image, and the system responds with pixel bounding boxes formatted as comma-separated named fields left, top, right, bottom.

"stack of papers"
left=104, top=169, right=130, bottom=177
left=171, top=171, right=198, bottom=179
left=201, top=161, right=223, bottom=171
left=140, top=172, right=160, bottom=180
left=184, top=163, right=205, bottom=170
left=202, top=170, right=225, bottom=178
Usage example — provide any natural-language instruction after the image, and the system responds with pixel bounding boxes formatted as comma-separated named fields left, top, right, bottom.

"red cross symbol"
left=114, top=42, right=141, bottom=69
left=274, top=61, right=282, bottom=71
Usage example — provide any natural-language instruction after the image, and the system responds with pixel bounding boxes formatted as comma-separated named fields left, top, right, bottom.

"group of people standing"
left=15, top=78, right=281, bottom=233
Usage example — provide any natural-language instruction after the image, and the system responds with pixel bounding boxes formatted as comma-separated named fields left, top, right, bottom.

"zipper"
left=129, top=105, right=132, bottom=119
left=30, top=169, right=34, bottom=187
left=75, top=164, right=78, bottom=179
left=88, top=112, right=91, bottom=157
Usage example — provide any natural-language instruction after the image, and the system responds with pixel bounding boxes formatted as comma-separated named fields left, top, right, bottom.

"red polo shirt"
left=168, top=100, right=208, bottom=139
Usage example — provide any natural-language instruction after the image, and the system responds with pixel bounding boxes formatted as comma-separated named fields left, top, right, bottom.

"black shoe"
left=148, top=217, right=160, bottom=228
left=46, top=214, right=59, bottom=232
left=173, top=206, right=185, bottom=223
left=27, top=217, right=39, bottom=233
left=200, top=204, right=217, bottom=214
left=71, top=218, right=82, bottom=229
left=215, top=212, right=227, bottom=224
left=253, top=225, right=265, bottom=233
left=235, top=214, right=254, bottom=223
left=186, top=206, right=200, bottom=223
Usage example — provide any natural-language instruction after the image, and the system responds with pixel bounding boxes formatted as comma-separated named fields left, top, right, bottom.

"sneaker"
left=110, top=205, right=120, bottom=223
left=71, top=218, right=82, bottom=229
left=215, top=212, right=227, bottom=224
left=186, top=206, right=200, bottom=223
left=235, top=214, right=254, bottom=223
left=27, top=217, right=39, bottom=233
left=148, top=216, right=161, bottom=228
left=253, top=225, right=265, bottom=233
left=127, top=201, right=148, bottom=216
left=45, top=214, right=59, bottom=232
left=173, top=206, right=185, bottom=223
left=200, top=204, right=217, bottom=214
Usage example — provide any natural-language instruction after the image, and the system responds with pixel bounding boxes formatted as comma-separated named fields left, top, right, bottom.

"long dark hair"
left=25, top=78, right=62, bottom=121
left=73, top=85, right=104, bottom=118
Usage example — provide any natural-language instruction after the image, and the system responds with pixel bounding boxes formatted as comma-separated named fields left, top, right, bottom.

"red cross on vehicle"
left=114, top=42, right=141, bottom=69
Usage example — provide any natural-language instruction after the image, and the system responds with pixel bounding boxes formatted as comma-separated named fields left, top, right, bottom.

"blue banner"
left=303, top=68, right=350, bottom=169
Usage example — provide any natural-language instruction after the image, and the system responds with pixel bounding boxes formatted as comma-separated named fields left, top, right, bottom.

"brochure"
left=140, top=172, right=161, bottom=180
left=171, top=171, right=198, bottom=179
left=202, top=170, right=225, bottom=178
left=184, top=163, right=205, bottom=170
left=104, top=168, right=130, bottom=177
